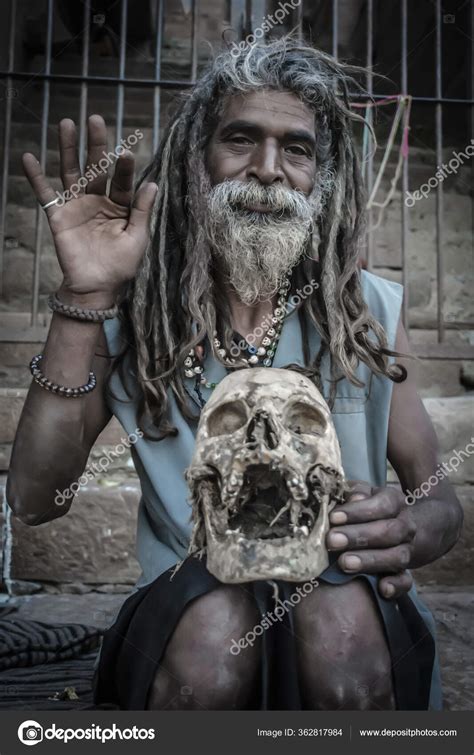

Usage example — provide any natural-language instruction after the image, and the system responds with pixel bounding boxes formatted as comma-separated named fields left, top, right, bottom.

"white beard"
left=204, top=177, right=330, bottom=304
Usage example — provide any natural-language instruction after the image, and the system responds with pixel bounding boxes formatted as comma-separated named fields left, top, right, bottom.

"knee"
left=146, top=585, right=261, bottom=710
left=301, top=644, right=395, bottom=710
left=294, top=581, right=395, bottom=710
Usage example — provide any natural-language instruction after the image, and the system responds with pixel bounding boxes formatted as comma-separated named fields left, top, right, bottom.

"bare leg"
left=146, top=584, right=261, bottom=710
left=293, top=579, right=396, bottom=710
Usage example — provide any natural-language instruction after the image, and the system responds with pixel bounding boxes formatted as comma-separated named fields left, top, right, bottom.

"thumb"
left=127, top=181, right=158, bottom=239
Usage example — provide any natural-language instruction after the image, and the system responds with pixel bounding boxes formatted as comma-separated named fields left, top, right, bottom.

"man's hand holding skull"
left=327, top=481, right=417, bottom=600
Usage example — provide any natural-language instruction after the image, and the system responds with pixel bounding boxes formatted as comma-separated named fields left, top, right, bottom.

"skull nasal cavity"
left=246, top=411, right=279, bottom=449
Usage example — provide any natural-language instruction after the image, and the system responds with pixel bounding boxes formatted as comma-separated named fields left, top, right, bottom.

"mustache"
left=208, top=179, right=315, bottom=219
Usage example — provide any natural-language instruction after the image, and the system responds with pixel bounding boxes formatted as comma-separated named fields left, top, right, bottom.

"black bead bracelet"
left=29, top=353, right=97, bottom=398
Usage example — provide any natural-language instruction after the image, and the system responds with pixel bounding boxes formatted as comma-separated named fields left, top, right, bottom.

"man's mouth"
left=230, top=201, right=293, bottom=219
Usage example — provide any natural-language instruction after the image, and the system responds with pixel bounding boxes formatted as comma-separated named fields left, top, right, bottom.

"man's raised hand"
left=22, top=114, right=157, bottom=307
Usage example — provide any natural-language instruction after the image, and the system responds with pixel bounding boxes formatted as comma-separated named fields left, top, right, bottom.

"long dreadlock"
left=106, top=36, right=405, bottom=440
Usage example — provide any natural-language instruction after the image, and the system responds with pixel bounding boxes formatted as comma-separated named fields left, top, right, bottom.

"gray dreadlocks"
left=106, top=36, right=405, bottom=440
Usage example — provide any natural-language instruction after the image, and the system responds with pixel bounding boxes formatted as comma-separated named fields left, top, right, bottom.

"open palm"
left=22, top=114, right=157, bottom=299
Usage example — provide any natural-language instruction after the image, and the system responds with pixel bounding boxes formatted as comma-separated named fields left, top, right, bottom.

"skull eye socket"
left=206, top=400, right=249, bottom=437
left=286, top=402, right=327, bottom=436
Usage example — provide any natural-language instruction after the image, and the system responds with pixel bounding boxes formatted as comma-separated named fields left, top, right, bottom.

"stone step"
left=414, top=587, right=474, bottom=710
left=414, top=485, right=473, bottom=587
left=1, top=477, right=142, bottom=588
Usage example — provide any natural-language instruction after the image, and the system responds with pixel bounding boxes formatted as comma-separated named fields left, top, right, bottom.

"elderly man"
left=8, top=38, right=462, bottom=710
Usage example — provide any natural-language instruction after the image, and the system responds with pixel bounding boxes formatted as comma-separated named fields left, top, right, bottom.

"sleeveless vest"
left=102, top=269, right=442, bottom=709
left=103, top=269, right=402, bottom=588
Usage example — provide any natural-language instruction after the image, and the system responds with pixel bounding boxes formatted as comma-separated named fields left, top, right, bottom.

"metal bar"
left=0, top=69, right=472, bottom=105
left=471, top=0, right=474, bottom=308
left=365, top=0, right=374, bottom=271
left=296, top=0, right=304, bottom=40
left=0, top=72, right=197, bottom=88
left=332, top=0, right=338, bottom=59
left=249, top=0, right=265, bottom=36
left=435, top=0, right=444, bottom=343
left=78, top=0, right=91, bottom=169
left=0, top=0, right=16, bottom=297
left=31, top=0, right=54, bottom=327
left=116, top=0, right=128, bottom=147
left=229, top=0, right=246, bottom=39
left=190, top=0, right=199, bottom=82
left=152, top=0, right=164, bottom=153
left=401, top=0, right=408, bottom=331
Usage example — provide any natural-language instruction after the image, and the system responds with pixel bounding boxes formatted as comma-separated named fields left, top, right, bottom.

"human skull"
left=185, top=368, right=346, bottom=583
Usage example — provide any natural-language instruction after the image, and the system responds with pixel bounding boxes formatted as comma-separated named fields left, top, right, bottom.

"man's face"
left=203, top=89, right=329, bottom=305
left=206, top=89, right=316, bottom=195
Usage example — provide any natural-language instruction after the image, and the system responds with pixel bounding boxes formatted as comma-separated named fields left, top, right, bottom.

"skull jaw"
left=201, top=488, right=333, bottom=583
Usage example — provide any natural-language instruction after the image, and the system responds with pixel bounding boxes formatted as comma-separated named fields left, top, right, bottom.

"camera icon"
left=443, top=14, right=455, bottom=23
left=18, top=720, right=44, bottom=746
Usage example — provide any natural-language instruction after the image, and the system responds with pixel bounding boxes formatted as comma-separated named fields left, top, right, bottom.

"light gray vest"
left=102, top=269, right=442, bottom=709
left=103, top=270, right=402, bottom=588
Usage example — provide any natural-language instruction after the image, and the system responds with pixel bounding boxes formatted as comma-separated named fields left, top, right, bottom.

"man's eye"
left=286, top=145, right=311, bottom=156
left=229, top=135, right=252, bottom=145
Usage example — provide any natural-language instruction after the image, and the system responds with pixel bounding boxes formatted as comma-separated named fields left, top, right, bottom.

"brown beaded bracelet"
left=29, top=354, right=97, bottom=398
left=47, top=292, right=118, bottom=322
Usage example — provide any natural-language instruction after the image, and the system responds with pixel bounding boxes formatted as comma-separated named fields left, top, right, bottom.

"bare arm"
left=326, top=315, right=463, bottom=598
left=386, top=316, right=463, bottom=566
left=6, top=115, right=157, bottom=525
left=6, top=293, right=113, bottom=525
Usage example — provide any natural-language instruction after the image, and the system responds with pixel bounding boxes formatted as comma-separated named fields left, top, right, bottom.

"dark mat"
left=0, top=616, right=101, bottom=672
left=0, top=649, right=110, bottom=710
left=0, top=609, right=111, bottom=710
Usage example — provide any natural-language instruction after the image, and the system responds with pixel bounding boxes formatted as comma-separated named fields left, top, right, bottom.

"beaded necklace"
left=183, top=276, right=291, bottom=391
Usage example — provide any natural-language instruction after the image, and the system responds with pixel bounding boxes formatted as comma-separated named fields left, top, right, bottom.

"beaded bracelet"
left=29, top=354, right=97, bottom=398
left=47, top=292, right=118, bottom=322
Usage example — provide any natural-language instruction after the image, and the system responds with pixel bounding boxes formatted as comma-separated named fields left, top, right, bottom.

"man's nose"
left=246, top=141, right=285, bottom=185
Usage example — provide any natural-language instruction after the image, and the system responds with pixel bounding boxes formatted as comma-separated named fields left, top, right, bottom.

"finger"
left=109, top=150, right=135, bottom=206
left=327, top=517, right=416, bottom=552
left=85, top=114, right=109, bottom=195
left=338, top=544, right=412, bottom=575
left=330, top=487, right=402, bottom=526
left=21, top=153, right=62, bottom=217
left=126, top=181, right=158, bottom=240
left=378, top=571, right=413, bottom=600
left=344, top=480, right=372, bottom=502
left=58, top=118, right=83, bottom=193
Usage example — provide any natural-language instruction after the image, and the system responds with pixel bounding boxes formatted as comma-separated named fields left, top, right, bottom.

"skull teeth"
left=222, top=473, right=244, bottom=508
left=285, top=475, right=308, bottom=501
left=293, top=525, right=310, bottom=537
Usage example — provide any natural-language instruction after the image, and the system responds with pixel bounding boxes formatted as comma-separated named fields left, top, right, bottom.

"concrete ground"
left=2, top=586, right=473, bottom=711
